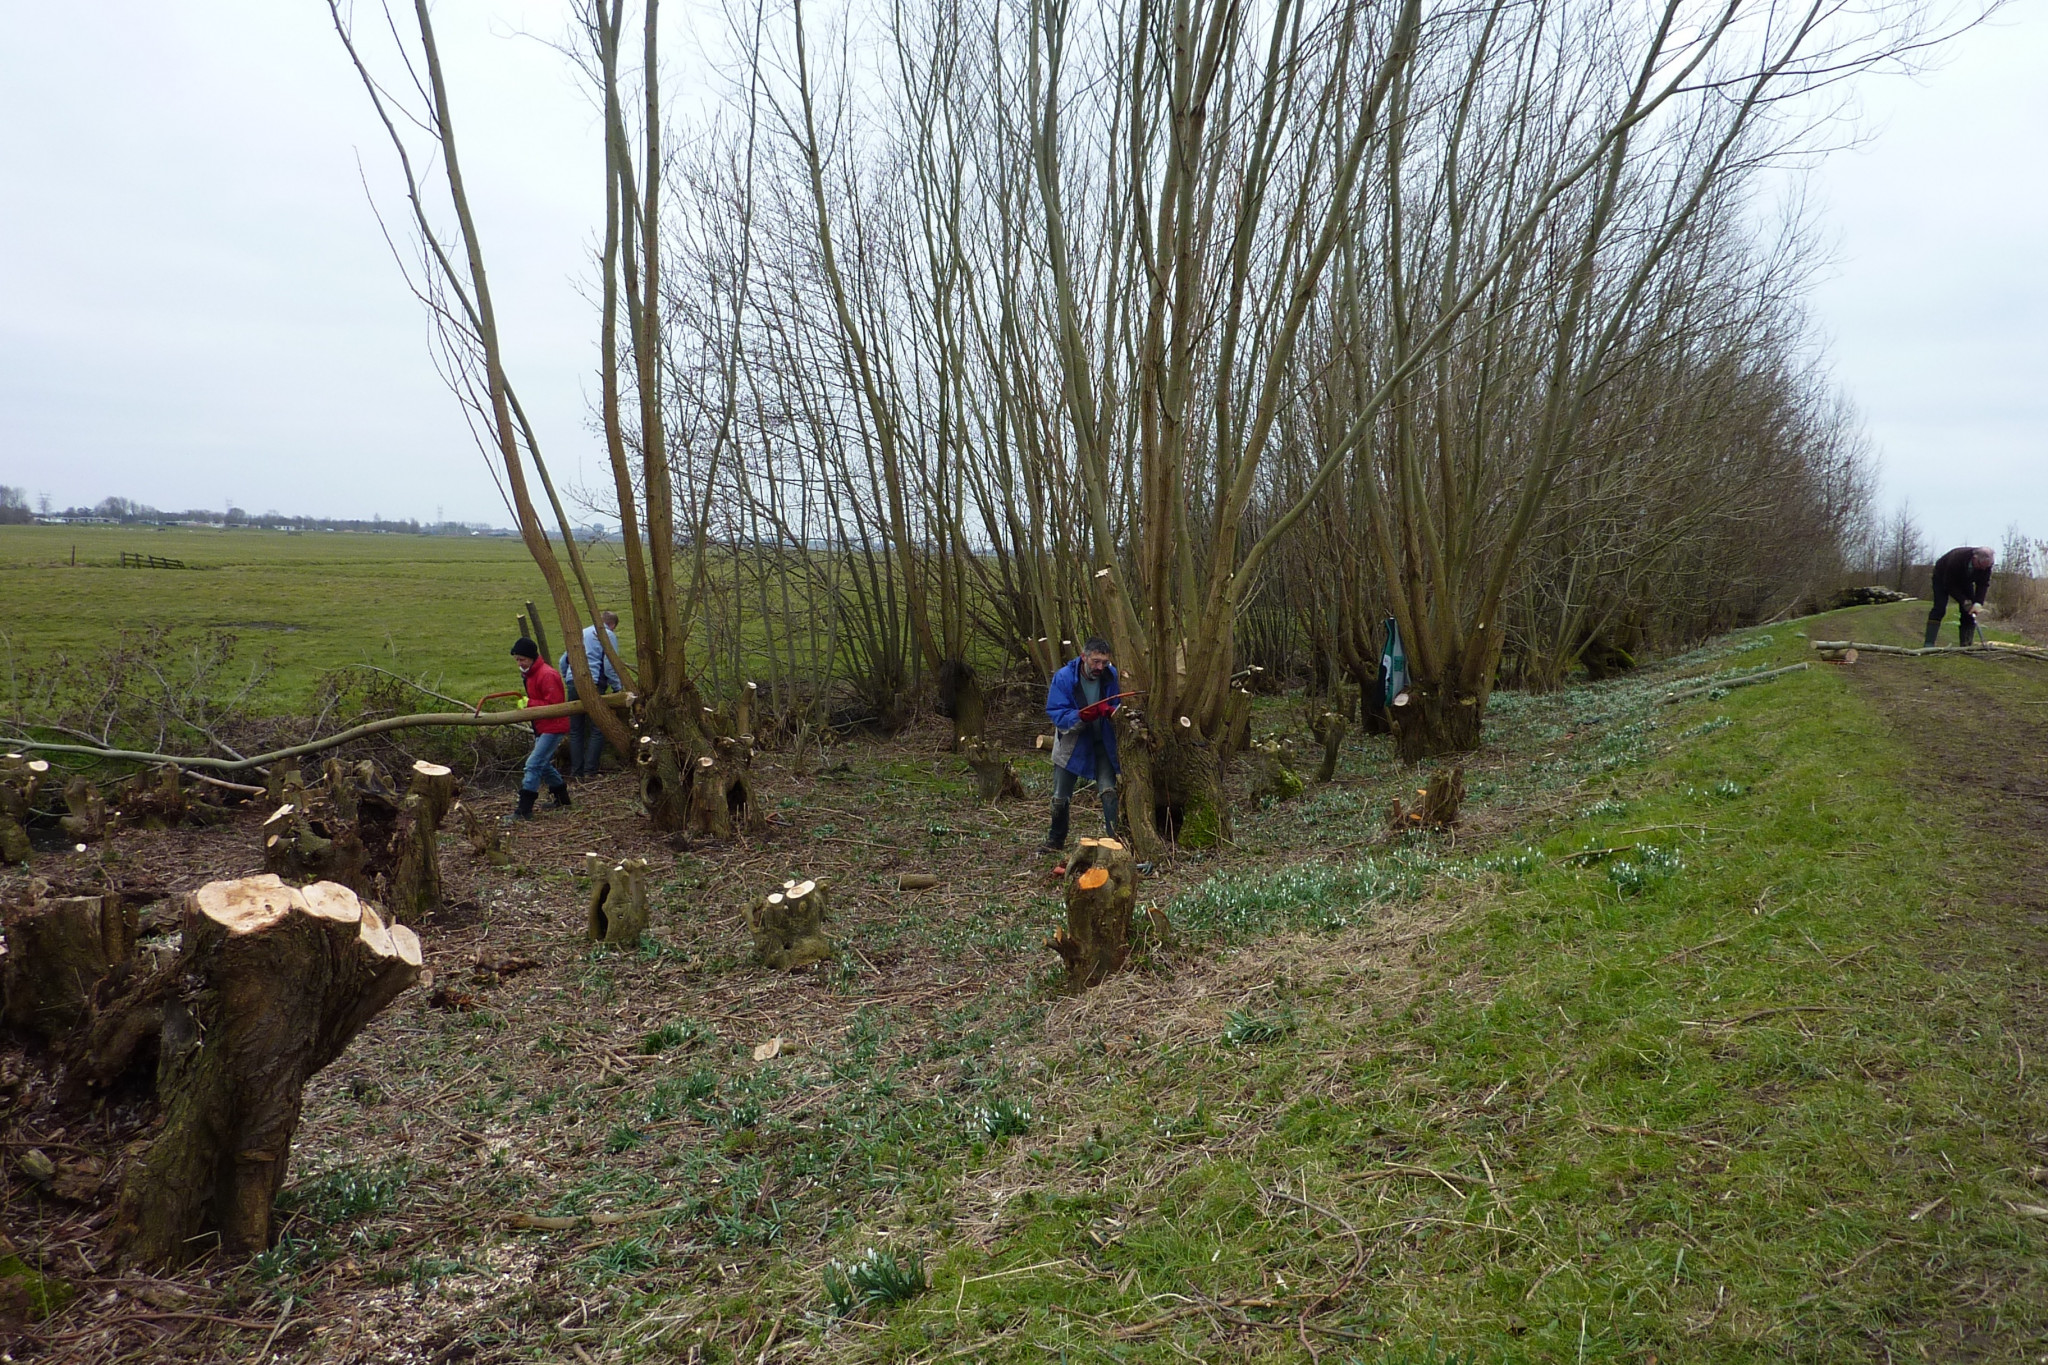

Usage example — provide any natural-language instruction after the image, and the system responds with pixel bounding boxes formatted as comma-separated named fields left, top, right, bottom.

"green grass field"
left=0, top=525, right=626, bottom=711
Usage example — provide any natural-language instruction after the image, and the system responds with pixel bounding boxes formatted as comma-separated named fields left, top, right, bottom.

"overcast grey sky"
left=1, top=1, right=2042, bottom=548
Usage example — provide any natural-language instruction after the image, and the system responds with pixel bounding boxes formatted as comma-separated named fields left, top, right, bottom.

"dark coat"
left=1931, top=547, right=1991, bottom=605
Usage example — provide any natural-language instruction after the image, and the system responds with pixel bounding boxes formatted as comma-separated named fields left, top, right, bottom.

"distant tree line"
left=17, top=492, right=494, bottom=536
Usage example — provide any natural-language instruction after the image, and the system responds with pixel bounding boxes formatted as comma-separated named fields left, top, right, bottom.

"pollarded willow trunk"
left=747, top=879, right=832, bottom=969
left=1108, top=711, right=1166, bottom=863
left=110, top=876, right=421, bottom=1265
left=1050, top=838, right=1137, bottom=990
left=1390, top=685, right=1485, bottom=765
left=1153, top=718, right=1230, bottom=850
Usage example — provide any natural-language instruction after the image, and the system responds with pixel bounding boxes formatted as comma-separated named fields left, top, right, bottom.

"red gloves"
left=1078, top=699, right=1115, bottom=723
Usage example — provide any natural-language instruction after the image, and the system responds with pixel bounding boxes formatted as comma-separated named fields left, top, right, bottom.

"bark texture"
left=1, top=896, right=136, bottom=1041
left=1310, top=711, right=1349, bottom=783
left=109, top=876, right=421, bottom=1265
left=1049, top=838, right=1138, bottom=990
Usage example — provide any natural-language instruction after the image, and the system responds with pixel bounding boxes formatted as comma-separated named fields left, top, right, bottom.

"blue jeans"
left=522, top=731, right=568, bottom=793
left=1048, top=764, right=1118, bottom=847
left=564, top=677, right=611, bottom=775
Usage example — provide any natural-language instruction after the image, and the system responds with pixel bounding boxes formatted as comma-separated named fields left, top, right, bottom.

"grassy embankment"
left=653, top=604, right=2042, bottom=1361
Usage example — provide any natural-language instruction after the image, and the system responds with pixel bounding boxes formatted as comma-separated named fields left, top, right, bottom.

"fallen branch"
left=2, top=692, right=636, bottom=774
left=1809, top=640, right=2048, bottom=661
left=1660, top=662, right=1808, bottom=705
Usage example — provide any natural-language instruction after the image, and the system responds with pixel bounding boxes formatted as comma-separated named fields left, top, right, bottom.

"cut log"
left=110, top=876, right=421, bottom=1265
left=962, top=740, right=1025, bottom=803
left=1659, top=662, right=1810, bottom=705
left=0, top=755, right=48, bottom=865
left=1310, top=711, right=1348, bottom=783
left=1386, top=766, right=1465, bottom=832
left=1, top=896, right=136, bottom=1042
left=897, top=872, right=941, bottom=891
left=585, top=854, right=651, bottom=945
left=455, top=801, right=509, bottom=866
left=746, top=879, right=832, bottom=970
left=1049, top=838, right=1138, bottom=990
left=58, top=777, right=108, bottom=844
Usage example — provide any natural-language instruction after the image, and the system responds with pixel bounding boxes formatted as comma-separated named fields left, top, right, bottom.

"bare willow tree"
left=330, top=0, right=742, bottom=831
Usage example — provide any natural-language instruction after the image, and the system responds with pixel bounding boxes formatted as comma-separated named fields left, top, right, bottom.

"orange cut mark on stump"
left=1076, top=868, right=1110, bottom=892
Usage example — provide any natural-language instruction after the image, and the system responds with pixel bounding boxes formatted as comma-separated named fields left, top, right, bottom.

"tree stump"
left=1310, top=711, right=1348, bottom=783
left=685, top=740, right=754, bottom=839
left=261, top=800, right=365, bottom=887
left=636, top=733, right=688, bottom=831
left=1245, top=740, right=1305, bottom=802
left=0, top=755, right=48, bottom=865
left=585, top=854, right=651, bottom=944
left=264, top=760, right=302, bottom=806
left=110, top=876, right=421, bottom=1265
left=1109, top=709, right=1166, bottom=862
left=1, top=896, right=135, bottom=1042
left=1386, top=766, right=1465, bottom=832
left=746, top=879, right=832, bottom=970
left=962, top=741, right=1025, bottom=803
left=455, top=801, right=509, bottom=866
left=115, top=766, right=187, bottom=830
left=1224, top=688, right=1255, bottom=753
left=59, top=778, right=107, bottom=844
left=385, top=762, right=457, bottom=923
left=1049, top=838, right=1138, bottom=990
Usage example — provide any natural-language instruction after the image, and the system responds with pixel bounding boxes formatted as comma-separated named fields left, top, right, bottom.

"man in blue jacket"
left=1042, top=637, right=1122, bottom=852
left=559, top=611, right=623, bottom=778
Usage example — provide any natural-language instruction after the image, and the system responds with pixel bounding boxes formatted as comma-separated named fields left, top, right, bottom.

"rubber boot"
left=549, top=782, right=572, bottom=809
left=1923, top=612, right=1941, bottom=648
left=1960, top=612, right=1977, bottom=648
left=514, top=789, right=538, bottom=821
left=1044, top=798, right=1070, bottom=853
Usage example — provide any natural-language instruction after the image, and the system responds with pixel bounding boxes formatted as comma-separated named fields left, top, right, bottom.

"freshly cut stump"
left=261, top=799, right=365, bottom=888
left=1, top=896, right=136, bottom=1041
left=1050, top=838, right=1138, bottom=990
left=386, top=762, right=457, bottom=923
left=110, top=875, right=421, bottom=1265
left=585, top=855, right=651, bottom=944
left=747, top=879, right=832, bottom=970
left=1386, top=766, right=1465, bottom=831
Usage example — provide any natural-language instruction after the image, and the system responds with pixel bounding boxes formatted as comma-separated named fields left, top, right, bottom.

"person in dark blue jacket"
left=1042, top=637, right=1122, bottom=852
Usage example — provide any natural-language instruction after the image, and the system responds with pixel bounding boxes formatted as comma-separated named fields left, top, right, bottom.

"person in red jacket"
left=511, top=637, right=572, bottom=819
